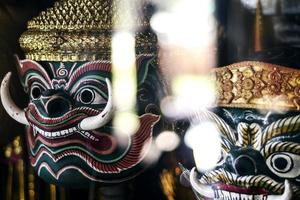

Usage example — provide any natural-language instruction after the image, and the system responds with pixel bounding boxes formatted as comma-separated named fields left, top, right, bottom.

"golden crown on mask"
left=215, top=61, right=300, bottom=111
left=215, top=0, right=300, bottom=111
left=19, top=0, right=157, bottom=61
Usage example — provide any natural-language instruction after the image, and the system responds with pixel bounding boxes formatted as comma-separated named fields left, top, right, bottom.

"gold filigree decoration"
left=215, top=61, right=300, bottom=111
left=19, top=0, right=157, bottom=61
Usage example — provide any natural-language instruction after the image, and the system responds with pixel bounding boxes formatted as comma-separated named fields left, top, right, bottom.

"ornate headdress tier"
left=215, top=61, right=300, bottom=111
left=19, top=0, right=156, bottom=61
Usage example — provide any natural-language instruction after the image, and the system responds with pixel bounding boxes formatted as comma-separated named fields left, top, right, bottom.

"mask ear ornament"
left=189, top=167, right=215, bottom=199
left=0, top=72, right=29, bottom=125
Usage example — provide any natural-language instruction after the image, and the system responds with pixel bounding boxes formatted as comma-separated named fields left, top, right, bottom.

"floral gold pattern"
left=215, top=61, right=300, bottom=110
left=19, top=0, right=157, bottom=61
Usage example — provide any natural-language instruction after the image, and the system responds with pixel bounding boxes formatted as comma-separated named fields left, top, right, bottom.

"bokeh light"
left=153, top=0, right=217, bottom=118
left=160, top=75, right=216, bottom=118
left=113, top=112, right=140, bottom=136
left=112, top=0, right=139, bottom=136
left=184, top=121, right=221, bottom=172
left=155, top=131, right=180, bottom=152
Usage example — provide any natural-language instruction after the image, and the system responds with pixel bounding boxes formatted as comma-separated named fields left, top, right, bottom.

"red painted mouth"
left=197, top=183, right=270, bottom=200
left=26, top=103, right=100, bottom=130
left=26, top=113, right=161, bottom=174
left=213, top=183, right=269, bottom=195
left=26, top=102, right=117, bottom=155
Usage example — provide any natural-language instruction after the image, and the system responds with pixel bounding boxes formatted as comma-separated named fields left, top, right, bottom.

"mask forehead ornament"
left=0, top=0, right=163, bottom=186
left=182, top=61, right=300, bottom=199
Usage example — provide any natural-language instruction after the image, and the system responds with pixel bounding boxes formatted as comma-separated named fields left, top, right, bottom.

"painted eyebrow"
left=260, top=115, right=300, bottom=147
left=65, top=61, right=111, bottom=90
left=236, top=122, right=262, bottom=150
left=19, top=60, right=52, bottom=88
left=261, top=141, right=300, bottom=158
left=68, top=77, right=106, bottom=94
left=69, top=79, right=108, bottom=100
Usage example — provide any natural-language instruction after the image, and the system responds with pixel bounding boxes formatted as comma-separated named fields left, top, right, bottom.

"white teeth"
left=213, top=190, right=268, bottom=200
left=61, top=129, right=68, bottom=136
left=69, top=127, right=77, bottom=133
left=32, top=125, right=77, bottom=139
left=78, top=130, right=99, bottom=141
left=45, top=131, right=51, bottom=137
left=52, top=132, right=59, bottom=137
left=31, top=125, right=99, bottom=141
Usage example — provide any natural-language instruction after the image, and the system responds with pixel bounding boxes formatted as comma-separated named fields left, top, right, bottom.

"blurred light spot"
left=142, top=140, right=162, bottom=165
left=112, top=0, right=139, bottom=137
left=150, top=12, right=173, bottom=34
left=113, top=75, right=136, bottom=110
left=153, top=0, right=217, bottom=118
left=112, top=31, right=138, bottom=136
left=155, top=131, right=180, bottom=152
left=161, top=75, right=216, bottom=118
left=241, top=0, right=279, bottom=15
left=172, top=75, right=216, bottom=108
left=114, top=112, right=140, bottom=136
left=241, top=0, right=258, bottom=9
left=151, top=0, right=215, bottom=48
left=184, top=121, right=221, bottom=172
left=5, top=145, right=12, bottom=158
left=175, top=166, right=181, bottom=176
left=112, top=32, right=135, bottom=69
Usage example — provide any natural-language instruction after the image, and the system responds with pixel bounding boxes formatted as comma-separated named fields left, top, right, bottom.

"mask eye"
left=30, top=85, right=44, bottom=100
left=79, top=88, right=94, bottom=104
left=76, top=88, right=105, bottom=105
left=270, top=154, right=293, bottom=173
left=266, top=152, right=300, bottom=178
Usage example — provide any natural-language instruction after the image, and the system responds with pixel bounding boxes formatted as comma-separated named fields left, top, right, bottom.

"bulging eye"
left=79, top=88, right=94, bottom=104
left=270, top=154, right=293, bottom=173
left=266, top=152, right=300, bottom=178
left=30, top=85, right=44, bottom=100
left=76, top=88, right=105, bottom=105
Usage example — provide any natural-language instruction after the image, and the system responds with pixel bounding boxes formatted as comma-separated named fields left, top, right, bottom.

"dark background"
left=1, top=0, right=300, bottom=199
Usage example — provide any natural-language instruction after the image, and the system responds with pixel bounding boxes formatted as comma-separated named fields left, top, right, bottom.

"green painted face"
left=179, top=47, right=300, bottom=200
left=2, top=55, right=165, bottom=187
left=184, top=108, right=300, bottom=199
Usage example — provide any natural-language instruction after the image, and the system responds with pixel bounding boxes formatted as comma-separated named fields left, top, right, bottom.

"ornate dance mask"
left=0, top=0, right=163, bottom=186
left=183, top=61, right=300, bottom=199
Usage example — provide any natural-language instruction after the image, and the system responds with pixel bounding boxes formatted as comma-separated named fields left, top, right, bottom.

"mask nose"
left=45, top=96, right=71, bottom=117
left=225, top=148, right=272, bottom=177
left=233, top=155, right=257, bottom=176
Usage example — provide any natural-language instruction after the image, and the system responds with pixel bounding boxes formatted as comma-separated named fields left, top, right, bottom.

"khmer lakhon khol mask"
left=0, top=0, right=164, bottom=187
left=181, top=59, right=300, bottom=200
